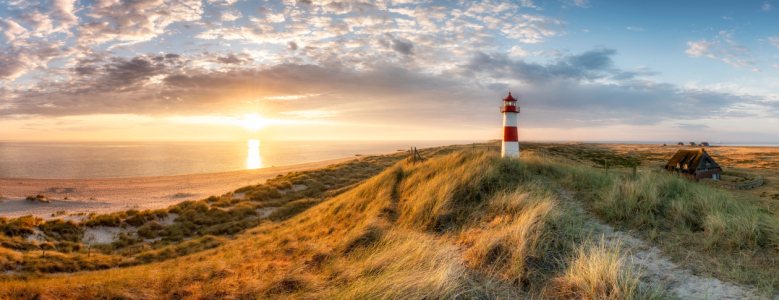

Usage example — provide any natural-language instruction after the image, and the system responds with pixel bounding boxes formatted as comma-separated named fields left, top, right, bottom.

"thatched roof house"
left=689, top=142, right=697, bottom=146
left=700, top=142, right=710, bottom=146
left=677, top=142, right=684, bottom=146
left=664, top=148, right=721, bottom=181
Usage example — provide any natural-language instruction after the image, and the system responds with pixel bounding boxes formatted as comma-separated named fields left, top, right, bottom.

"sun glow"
left=237, top=114, right=272, bottom=130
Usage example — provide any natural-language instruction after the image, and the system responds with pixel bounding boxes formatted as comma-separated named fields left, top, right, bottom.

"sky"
left=0, top=0, right=778, bottom=142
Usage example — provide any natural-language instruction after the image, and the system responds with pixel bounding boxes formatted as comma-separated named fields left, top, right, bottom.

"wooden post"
left=605, top=160, right=608, bottom=172
left=633, top=165, right=637, bottom=181
left=88, top=246, right=91, bottom=258
left=414, top=147, right=423, bottom=162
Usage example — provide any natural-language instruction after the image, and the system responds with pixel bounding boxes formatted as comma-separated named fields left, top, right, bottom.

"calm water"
left=0, top=140, right=474, bottom=179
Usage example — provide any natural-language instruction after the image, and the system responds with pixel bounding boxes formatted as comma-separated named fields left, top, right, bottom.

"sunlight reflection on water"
left=246, top=139, right=262, bottom=169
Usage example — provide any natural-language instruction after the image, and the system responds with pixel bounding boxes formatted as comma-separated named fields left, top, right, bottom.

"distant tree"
left=40, top=242, right=55, bottom=257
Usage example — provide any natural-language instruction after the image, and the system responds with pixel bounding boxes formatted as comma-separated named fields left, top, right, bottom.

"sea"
left=0, top=140, right=477, bottom=179
left=2, top=140, right=777, bottom=179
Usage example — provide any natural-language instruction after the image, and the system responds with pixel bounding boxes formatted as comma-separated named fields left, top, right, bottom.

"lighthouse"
left=500, top=92, right=520, bottom=157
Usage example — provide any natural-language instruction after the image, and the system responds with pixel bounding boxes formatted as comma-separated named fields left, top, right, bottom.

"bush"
left=83, top=214, right=121, bottom=227
left=0, top=215, right=41, bottom=237
left=138, top=221, right=164, bottom=239
left=38, top=219, right=82, bottom=242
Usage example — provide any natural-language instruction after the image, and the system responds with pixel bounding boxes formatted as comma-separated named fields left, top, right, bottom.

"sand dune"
left=0, top=156, right=357, bottom=219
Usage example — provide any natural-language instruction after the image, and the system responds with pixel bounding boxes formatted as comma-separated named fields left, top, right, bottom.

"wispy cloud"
left=685, top=31, right=757, bottom=68
left=626, top=27, right=644, bottom=31
left=762, top=1, right=772, bottom=11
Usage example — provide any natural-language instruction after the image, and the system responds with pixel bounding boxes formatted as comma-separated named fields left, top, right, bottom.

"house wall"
left=696, top=169, right=721, bottom=180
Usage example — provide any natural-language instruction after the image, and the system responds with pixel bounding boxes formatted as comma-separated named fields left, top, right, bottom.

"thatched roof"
left=665, top=149, right=720, bottom=174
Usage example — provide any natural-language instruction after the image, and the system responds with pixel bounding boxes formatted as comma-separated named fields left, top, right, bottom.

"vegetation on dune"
left=0, top=148, right=414, bottom=275
left=514, top=154, right=779, bottom=295
left=1, top=142, right=777, bottom=298
left=0, top=147, right=667, bottom=299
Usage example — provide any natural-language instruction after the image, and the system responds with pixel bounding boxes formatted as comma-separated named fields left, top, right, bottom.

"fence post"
left=605, top=160, right=608, bottom=172
left=633, top=165, right=637, bottom=181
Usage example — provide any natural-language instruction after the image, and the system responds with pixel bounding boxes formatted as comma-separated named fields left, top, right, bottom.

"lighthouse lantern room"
left=500, top=92, right=520, bottom=158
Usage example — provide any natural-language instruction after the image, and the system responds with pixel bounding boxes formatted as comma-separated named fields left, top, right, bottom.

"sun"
left=236, top=114, right=271, bottom=130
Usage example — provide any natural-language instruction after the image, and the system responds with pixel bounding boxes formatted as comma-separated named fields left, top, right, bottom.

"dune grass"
left=0, top=147, right=667, bottom=299
left=510, top=153, right=779, bottom=295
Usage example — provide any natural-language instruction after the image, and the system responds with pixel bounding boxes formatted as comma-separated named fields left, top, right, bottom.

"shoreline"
left=0, top=156, right=360, bottom=219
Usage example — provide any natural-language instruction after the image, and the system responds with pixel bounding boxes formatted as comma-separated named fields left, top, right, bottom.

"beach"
left=0, top=156, right=357, bottom=219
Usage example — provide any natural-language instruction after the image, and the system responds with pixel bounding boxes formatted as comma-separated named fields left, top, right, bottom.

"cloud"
left=220, top=10, right=242, bottom=21
left=0, top=42, right=74, bottom=80
left=0, top=18, right=30, bottom=44
left=5, top=48, right=756, bottom=132
left=762, top=1, right=772, bottom=11
left=769, top=37, right=779, bottom=48
left=626, top=27, right=644, bottom=31
left=686, top=33, right=757, bottom=68
left=460, top=48, right=646, bottom=83
left=380, top=34, right=414, bottom=56
left=686, top=39, right=718, bottom=58
left=77, top=0, right=203, bottom=45
left=508, top=46, right=527, bottom=57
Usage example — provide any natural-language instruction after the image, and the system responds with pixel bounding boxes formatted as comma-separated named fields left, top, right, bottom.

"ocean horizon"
left=2, top=140, right=778, bottom=179
left=0, top=140, right=480, bottom=179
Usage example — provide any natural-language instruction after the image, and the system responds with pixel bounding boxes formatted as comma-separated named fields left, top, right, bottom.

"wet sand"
left=0, top=156, right=357, bottom=219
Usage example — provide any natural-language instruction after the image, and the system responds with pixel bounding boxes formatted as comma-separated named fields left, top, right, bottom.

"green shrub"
left=138, top=221, right=164, bottom=239
left=0, top=215, right=41, bottom=237
left=153, top=209, right=169, bottom=219
left=38, top=219, right=82, bottom=242
left=83, top=214, right=121, bottom=227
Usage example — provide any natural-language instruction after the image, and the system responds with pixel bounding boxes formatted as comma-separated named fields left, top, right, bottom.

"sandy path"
left=554, top=188, right=775, bottom=300
left=0, top=156, right=357, bottom=219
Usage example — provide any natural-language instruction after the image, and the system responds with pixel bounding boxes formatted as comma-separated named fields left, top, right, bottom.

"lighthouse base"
left=502, top=141, right=520, bottom=158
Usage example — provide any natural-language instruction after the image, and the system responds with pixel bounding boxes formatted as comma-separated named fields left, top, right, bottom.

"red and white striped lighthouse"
left=500, top=92, right=520, bottom=157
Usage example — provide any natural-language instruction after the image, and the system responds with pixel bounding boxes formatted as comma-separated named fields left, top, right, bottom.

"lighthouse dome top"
left=503, top=92, right=517, bottom=101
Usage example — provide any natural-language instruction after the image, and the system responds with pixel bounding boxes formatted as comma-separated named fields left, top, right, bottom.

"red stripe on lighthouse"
left=503, top=127, right=518, bottom=142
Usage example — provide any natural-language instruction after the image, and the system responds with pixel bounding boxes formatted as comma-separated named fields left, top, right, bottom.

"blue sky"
left=0, top=0, right=777, bottom=142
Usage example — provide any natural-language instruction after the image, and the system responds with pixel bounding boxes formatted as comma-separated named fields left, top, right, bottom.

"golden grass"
left=549, top=238, right=658, bottom=300
left=0, top=147, right=664, bottom=299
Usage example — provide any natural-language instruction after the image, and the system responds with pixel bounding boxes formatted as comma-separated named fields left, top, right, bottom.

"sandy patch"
left=82, top=226, right=131, bottom=245
left=279, top=184, right=307, bottom=195
left=0, top=156, right=356, bottom=219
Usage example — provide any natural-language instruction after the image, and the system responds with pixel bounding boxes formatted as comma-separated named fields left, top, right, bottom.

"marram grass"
left=2, top=148, right=745, bottom=299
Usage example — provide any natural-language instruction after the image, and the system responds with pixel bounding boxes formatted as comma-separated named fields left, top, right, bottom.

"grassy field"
left=1, top=141, right=778, bottom=298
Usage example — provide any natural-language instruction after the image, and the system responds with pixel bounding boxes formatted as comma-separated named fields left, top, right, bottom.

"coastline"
left=0, top=156, right=359, bottom=219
